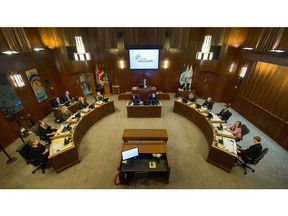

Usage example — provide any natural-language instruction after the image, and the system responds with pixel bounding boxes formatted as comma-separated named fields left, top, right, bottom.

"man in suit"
left=141, top=78, right=150, bottom=88
left=95, top=91, right=104, bottom=102
left=62, top=91, right=73, bottom=102
left=186, top=92, right=198, bottom=102
left=78, top=97, right=89, bottom=109
left=52, top=97, right=62, bottom=108
left=202, top=97, right=214, bottom=110
left=180, top=81, right=190, bottom=90
left=216, top=104, right=232, bottom=122
left=61, top=106, right=73, bottom=120
left=149, top=93, right=157, bottom=100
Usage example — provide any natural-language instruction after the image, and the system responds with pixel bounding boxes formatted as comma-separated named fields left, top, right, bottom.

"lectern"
left=103, top=82, right=111, bottom=96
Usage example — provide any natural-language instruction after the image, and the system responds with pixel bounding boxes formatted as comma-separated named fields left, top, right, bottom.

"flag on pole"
left=184, top=64, right=190, bottom=82
left=186, top=65, right=193, bottom=87
left=102, top=65, right=109, bottom=82
left=179, top=64, right=187, bottom=85
left=95, top=65, right=104, bottom=85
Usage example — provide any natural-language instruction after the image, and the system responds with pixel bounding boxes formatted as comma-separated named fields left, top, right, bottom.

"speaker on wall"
left=66, top=46, right=77, bottom=61
left=210, top=46, right=221, bottom=60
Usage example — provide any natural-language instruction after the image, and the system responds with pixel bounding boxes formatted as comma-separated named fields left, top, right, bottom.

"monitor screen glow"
left=122, top=147, right=139, bottom=160
left=129, top=49, right=160, bottom=70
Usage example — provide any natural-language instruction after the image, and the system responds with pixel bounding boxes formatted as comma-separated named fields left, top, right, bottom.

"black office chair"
left=134, top=171, right=149, bottom=187
left=16, top=141, right=49, bottom=174
left=235, top=124, right=250, bottom=148
left=235, top=148, right=269, bottom=174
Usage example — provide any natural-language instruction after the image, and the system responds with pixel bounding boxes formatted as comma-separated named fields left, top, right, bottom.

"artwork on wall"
left=25, top=69, right=47, bottom=103
left=0, top=74, right=24, bottom=119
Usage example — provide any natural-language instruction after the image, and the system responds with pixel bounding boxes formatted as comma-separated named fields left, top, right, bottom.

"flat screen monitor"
left=143, top=100, right=151, bottom=105
left=103, top=97, right=109, bottom=103
left=122, top=147, right=139, bottom=160
left=88, top=104, right=95, bottom=109
left=182, top=98, right=189, bottom=103
left=138, top=84, right=144, bottom=88
left=207, top=112, right=213, bottom=119
left=132, top=99, right=141, bottom=105
left=195, top=103, right=201, bottom=109
left=129, top=49, right=160, bottom=70
left=152, top=100, right=159, bottom=105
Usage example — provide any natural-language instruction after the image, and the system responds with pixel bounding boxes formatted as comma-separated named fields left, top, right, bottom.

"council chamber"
left=0, top=27, right=288, bottom=191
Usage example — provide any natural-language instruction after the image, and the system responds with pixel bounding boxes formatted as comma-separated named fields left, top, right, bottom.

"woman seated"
left=29, top=139, right=49, bottom=165
left=38, top=121, right=58, bottom=144
left=225, top=121, right=242, bottom=140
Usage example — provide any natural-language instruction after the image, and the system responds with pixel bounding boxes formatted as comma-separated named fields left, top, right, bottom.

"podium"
left=103, top=82, right=111, bottom=96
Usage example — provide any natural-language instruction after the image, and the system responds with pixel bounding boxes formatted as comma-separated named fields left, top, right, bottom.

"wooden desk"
left=132, top=86, right=157, bottom=100
left=52, top=102, right=79, bottom=118
left=122, top=129, right=168, bottom=142
left=117, top=142, right=171, bottom=184
left=175, top=90, right=196, bottom=98
left=173, top=99, right=237, bottom=173
left=126, top=102, right=162, bottom=117
left=49, top=101, right=115, bottom=173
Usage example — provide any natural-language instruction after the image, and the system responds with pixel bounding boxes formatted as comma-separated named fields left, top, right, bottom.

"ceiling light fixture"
left=196, top=35, right=213, bottom=60
left=74, top=36, right=91, bottom=61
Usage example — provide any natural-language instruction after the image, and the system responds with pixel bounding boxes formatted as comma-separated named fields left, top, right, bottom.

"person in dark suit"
left=216, top=104, right=232, bottom=122
left=95, top=91, right=104, bottom=101
left=141, top=78, right=150, bottom=88
left=52, top=97, right=62, bottom=108
left=61, top=106, right=73, bottom=120
left=149, top=93, right=157, bottom=100
left=38, top=121, right=58, bottom=144
left=202, top=97, right=214, bottom=110
left=186, top=92, right=198, bottom=102
left=237, top=136, right=263, bottom=159
left=180, top=81, right=190, bottom=90
left=62, top=91, right=73, bottom=102
left=29, top=139, right=49, bottom=165
left=78, top=97, right=89, bottom=109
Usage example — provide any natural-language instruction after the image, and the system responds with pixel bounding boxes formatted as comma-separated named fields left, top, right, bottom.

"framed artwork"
left=0, top=74, right=24, bottom=119
left=25, top=69, right=47, bottom=103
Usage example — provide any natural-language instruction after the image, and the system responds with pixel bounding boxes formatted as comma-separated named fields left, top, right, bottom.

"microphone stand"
left=0, top=144, right=17, bottom=164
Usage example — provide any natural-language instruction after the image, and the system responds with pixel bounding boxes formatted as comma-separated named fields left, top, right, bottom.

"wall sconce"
left=237, top=66, right=247, bottom=83
left=120, top=60, right=124, bottom=69
left=74, top=36, right=91, bottom=61
left=163, top=59, right=169, bottom=69
left=196, top=35, right=213, bottom=60
left=11, top=74, right=25, bottom=87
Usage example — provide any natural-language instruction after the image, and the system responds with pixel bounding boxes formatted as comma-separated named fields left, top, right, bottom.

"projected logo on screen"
left=129, top=49, right=159, bottom=69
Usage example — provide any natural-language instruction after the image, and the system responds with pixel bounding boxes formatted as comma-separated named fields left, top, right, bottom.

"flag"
left=184, top=64, right=190, bottom=82
left=102, top=65, right=109, bottom=82
left=179, top=65, right=187, bottom=85
left=95, top=65, right=104, bottom=85
left=186, top=65, right=193, bottom=87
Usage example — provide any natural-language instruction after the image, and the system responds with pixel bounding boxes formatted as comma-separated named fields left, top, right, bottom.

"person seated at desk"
left=29, top=139, right=49, bottom=165
left=140, top=78, right=150, bottom=88
left=62, top=91, right=74, bottom=103
left=38, top=121, right=58, bottom=144
left=52, top=97, right=62, bottom=108
left=237, top=136, right=262, bottom=158
left=216, top=104, right=232, bottom=122
left=95, top=91, right=104, bottom=102
left=61, top=106, right=73, bottom=120
left=202, top=97, right=214, bottom=110
left=186, top=92, right=198, bottom=102
left=225, top=121, right=242, bottom=139
left=78, top=97, right=89, bottom=109
left=179, top=80, right=190, bottom=91
left=149, top=93, right=157, bottom=100
left=131, top=94, right=140, bottom=101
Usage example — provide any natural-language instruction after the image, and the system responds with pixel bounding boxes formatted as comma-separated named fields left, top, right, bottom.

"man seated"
left=130, top=94, right=140, bottom=101
left=51, top=97, right=62, bottom=108
left=149, top=93, right=157, bottom=100
left=29, top=139, right=49, bottom=165
left=95, top=91, right=104, bottom=102
left=61, top=106, right=73, bottom=120
left=140, top=78, right=150, bottom=88
left=78, top=97, right=89, bottom=109
left=216, top=104, right=232, bottom=122
left=186, top=92, right=198, bottom=102
left=179, top=81, right=190, bottom=91
left=62, top=91, right=74, bottom=102
left=202, top=97, right=214, bottom=110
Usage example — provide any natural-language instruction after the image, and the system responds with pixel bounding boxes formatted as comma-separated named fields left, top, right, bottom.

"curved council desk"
left=173, top=99, right=238, bottom=173
left=48, top=101, right=115, bottom=173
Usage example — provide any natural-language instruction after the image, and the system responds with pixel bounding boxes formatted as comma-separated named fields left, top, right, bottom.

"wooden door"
left=195, top=71, right=220, bottom=99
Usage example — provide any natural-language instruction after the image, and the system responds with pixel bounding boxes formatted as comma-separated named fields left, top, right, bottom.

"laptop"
left=132, top=99, right=140, bottom=105
left=182, top=98, right=189, bottom=103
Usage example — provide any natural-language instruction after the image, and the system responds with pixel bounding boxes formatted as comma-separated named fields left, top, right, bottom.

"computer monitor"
left=103, top=97, right=109, bottom=103
left=143, top=100, right=151, bottom=105
left=88, top=104, right=95, bottom=109
left=207, top=112, right=213, bottom=119
left=182, top=98, right=189, bottom=103
left=75, top=112, right=81, bottom=119
left=122, top=147, right=139, bottom=160
left=132, top=99, right=141, bottom=105
left=138, top=84, right=144, bottom=88
left=152, top=100, right=159, bottom=105
left=64, top=101, right=70, bottom=107
left=195, top=103, right=201, bottom=109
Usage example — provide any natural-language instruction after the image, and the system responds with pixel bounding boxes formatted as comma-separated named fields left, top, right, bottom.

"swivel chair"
left=16, top=141, right=48, bottom=174
left=235, top=148, right=269, bottom=174
left=30, top=124, right=51, bottom=145
left=235, top=124, right=250, bottom=148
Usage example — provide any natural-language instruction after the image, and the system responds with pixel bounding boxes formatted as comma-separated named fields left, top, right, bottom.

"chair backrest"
left=241, top=124, right=250, bottom=137
left=30, top=124, right=40, bottom=136
left=253, top=148, right=268, bottom=165
left=16, top=141, right=31, bottom=161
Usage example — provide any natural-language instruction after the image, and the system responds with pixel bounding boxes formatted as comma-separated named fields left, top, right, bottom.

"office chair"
left=235, top=124, right=250, bottom=148
left=234, top=148, right=269, bottom=174
left=134, top=171, right=149, bottom=187
left=16, top=141, right=49, bottom=174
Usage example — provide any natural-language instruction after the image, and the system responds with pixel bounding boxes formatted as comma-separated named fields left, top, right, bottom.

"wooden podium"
left=103, top=82, right=111, bottom=96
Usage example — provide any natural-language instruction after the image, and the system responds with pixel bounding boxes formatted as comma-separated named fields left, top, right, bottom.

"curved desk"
left=173, top=99, right=237, bottom=173
left=49, top=101, right=115, bottom=173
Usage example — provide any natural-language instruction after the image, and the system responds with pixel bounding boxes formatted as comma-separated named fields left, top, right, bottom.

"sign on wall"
left=25, top=69, right=47, bottom=103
